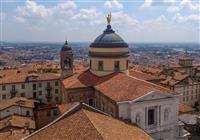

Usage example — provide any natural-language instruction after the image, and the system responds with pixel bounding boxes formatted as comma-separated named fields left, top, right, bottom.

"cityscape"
left=0, top=0, right=200, bottom=140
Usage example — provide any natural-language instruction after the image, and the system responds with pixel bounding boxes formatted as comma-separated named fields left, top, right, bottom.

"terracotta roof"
left=62, top=70, right=117, bottom=89
left=95, top=73, right=174, bottom=102
left=57, top=102, right=78, bottom=115
left=160, top=72, right=189, bottom=86
left=0, top=97, right=37, bottom=110
left=23, top=103, right=153, bottom=140
left=129, top=70, right=163, bottom=81
left=179, top=103, right=195, bottom=113
left=0, top=115, right=36, bottom=130
left=0, top=130, right=29, bottom=140
left=34, top=102, right=78, bottom=129
left=62, top=70, right=174, bottom=102
left=0, top=69, right=60, bottom=84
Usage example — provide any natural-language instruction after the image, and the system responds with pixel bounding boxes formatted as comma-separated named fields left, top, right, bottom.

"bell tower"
left=60, top=40, right=73, bottom=78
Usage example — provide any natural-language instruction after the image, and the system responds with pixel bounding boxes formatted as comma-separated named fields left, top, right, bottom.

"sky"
left=0, top=0, right=200, bottom=43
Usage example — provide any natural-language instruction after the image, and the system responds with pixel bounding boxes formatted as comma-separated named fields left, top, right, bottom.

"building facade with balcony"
left=0, top=72, right=61, bottom=105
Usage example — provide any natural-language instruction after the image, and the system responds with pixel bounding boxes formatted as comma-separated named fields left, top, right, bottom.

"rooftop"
left=23, top=103, right=153, bottom=140
left=62, top=70, right=175, bottom=102
left=0, top=97, right=38, bottom=111
left=0, top=69, right=60, bottom=84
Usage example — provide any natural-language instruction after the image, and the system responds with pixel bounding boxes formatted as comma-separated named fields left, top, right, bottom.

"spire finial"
left=106, top=13, right=112, bottom=25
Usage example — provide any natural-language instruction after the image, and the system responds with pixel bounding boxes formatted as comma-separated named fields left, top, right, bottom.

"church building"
left=60, top=14, right=189, bottom=140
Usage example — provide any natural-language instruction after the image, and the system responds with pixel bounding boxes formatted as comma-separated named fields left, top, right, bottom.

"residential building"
left=0, top=70, right=61, bottom=104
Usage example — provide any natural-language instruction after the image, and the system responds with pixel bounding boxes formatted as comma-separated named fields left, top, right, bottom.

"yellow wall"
left=90, top=57, right=128, bottom=76
left=89, top=47, right=128, bottom=53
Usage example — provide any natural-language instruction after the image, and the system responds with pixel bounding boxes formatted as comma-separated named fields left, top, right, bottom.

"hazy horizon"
left=1, top=0, right=199, bottom=43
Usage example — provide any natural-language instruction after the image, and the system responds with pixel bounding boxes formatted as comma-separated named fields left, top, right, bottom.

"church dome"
left=61, top=40, right=72, bottom=51
left=89, top=13, right=129, bottom=77
left=90, top=25, right=128, bottom=48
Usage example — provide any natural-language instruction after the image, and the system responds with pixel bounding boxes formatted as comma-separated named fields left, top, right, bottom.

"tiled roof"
left=0, top=130, right=29, bottom=140
left=0, top=97, right=37, bottom=110
left=62, top=70, right=117, bottom=89
left=129, top=70, right=163, bottom=81
left=179, top=103, right=195, bottom=113
left=0, top=69, right=60, bottom=84
left=0, top=115, right=35, bottom=130
left=57, top=102, right=78, bottom=115
left=23, top=103, right=153, bottom=140
left=160, top=72, right=189, bottom=86
left=62, top=70, right=174, bottom=102
left=35, top=102, right=78, bottom=129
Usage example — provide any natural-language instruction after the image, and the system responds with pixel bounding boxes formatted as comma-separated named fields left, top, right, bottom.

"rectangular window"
left=126, top=60, right=129, bottom=69
left=33, top=92, right=37, bottom=98
left=53, top=110, right=58, bottom=116
left=47, top=82, right=50, bottom=87
left=55, top=81, right=58, bottom=86
left=21, top=92, right=25, bottom=97
left=39, top=91, right=42, bottom=96
left=2, top=85, right=6, bottom=91
left=47, top=111, right=51, bottom=117
left=2, top=95, right=6, bottom=99
left=90, top=60, right=92, bottom=68
left=183, top=97, right=185, bottom=102
left=12, top=85, right=15, bottom=90
left=148, top=109, right=155, bottom=125
left=98, top=61, right=104, bottom=71
left=39, top=83, right=42, bottom=88
left=55, top=89, right=59, bottom=94
left=55, top=97, right=59, bottom=102
left=21, top=84, right=25, bottom=89
left=114, top=61, right=120, bottom=71
left=33, top=84, right=36, bottom=90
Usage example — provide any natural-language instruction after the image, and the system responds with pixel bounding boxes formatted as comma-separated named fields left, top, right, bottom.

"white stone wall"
left=0, top=106, right=33, bottom=119
left=118, top=93, right=181, bottom=140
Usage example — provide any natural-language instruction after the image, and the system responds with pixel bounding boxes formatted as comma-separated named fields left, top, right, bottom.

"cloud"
left=141, top=0, right=175, bottom=8
left=166, top=6, right=180, bottom=12
left=141, top=0, right=153, bottom=8
left=73, top=8, right=100, bottom=20
left=104, top=0, right=123, bottom=9
left=16, top=0, right=52, bottom=19
left=56, top=1, right=77, bottom=10
left=166, top=0, right=200, bottom=13
left=14, top=0, right=77, bottom=24
left=180, top=0, right=200, bottom=11
left=112, top=11, right=139, bottom=26
left=173, top=13, right=200, bottom=23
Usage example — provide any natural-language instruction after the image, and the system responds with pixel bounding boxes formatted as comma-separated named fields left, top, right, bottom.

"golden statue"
left=106, top=13, right=112, bottom=25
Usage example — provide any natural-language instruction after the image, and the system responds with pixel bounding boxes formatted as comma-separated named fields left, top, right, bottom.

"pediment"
left=133, top=91, right=174, bottom=103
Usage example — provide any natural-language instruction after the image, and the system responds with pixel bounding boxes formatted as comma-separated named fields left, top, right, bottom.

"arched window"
left=164, top=108, right=169, bottom=121
left=135, top=113, right=141, bottom=126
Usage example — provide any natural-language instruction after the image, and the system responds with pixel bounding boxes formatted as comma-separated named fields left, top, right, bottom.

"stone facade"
left=0, top=79, right=61, bottom=105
